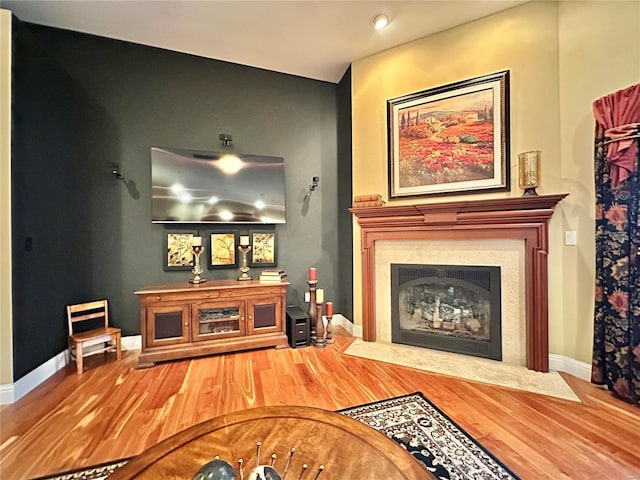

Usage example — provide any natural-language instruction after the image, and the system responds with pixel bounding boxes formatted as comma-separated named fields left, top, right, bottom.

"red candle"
left=326, top=301, right=333, bottom=317
left=309, top=267, right=317, bottom=281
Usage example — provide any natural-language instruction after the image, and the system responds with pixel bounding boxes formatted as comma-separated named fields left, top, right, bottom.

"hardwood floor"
left=1, top=328, right=639, bottom=479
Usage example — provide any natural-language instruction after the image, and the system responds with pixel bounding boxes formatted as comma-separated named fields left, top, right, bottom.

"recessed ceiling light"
left=373, top=13, right=389, bottom=30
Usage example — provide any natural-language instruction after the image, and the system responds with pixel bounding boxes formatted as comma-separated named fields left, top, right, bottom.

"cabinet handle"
left=206, top=293, right=211, bottom=297
left=249, top=315, right=252, bottom=320
left=184, top=322, right=188, bottom=326
left=156, top=296, right=161, bottom=301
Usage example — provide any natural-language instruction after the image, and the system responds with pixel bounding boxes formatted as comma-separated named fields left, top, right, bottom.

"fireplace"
left=350, top=194, right=568, bottom=372
left=391, top=264, right=501, bottom=360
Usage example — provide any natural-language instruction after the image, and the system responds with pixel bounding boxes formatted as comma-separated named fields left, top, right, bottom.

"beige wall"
left=351, top=1, right=639, bottom=364
left=1, top=8, right=13, bottom=384
left=557, top=0, right=640, bottom=362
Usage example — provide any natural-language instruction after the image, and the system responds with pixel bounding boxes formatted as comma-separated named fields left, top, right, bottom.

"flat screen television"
left=151, top=147, right=286, bottom=224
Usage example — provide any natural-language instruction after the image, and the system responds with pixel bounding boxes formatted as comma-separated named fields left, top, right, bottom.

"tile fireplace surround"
left=350, top=194, right=568, bottom=372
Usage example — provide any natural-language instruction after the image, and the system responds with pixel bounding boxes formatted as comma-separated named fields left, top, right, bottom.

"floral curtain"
left=591, top=83, right=640, bottom=404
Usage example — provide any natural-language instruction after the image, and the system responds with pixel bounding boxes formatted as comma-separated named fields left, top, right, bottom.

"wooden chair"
left=66, top=299, right=121, bottom=375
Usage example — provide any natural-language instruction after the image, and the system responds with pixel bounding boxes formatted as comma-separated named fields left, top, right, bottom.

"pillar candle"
left=316, top=288, right=324, bottom=303
left=325, top=301, right=333, bottom=316
left=309, top=267, right=317, bottom=281
left=192, top=236, right=202, bottom=247
left=240, top=235, right=250, bottom=246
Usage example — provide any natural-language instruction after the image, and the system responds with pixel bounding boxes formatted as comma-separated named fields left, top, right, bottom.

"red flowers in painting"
left=398, top=115, right=495, bottom=187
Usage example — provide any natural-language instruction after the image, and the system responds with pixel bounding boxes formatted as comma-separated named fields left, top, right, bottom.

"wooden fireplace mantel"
left=350, top=193, right=568, bottom=372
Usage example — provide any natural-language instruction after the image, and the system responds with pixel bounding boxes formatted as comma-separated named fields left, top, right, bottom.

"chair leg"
left=76, top=343, right=83, bottom=375
left=115, top=333, right=122, bottom=361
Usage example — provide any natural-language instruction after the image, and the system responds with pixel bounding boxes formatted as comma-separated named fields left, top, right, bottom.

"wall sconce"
left=310, top=176, right=320, bottom=192
left=518, top=150, right=541, bottom=196
left=219, top=133, right=233, bottom=147
left=109, top=162, right=123, bottom=180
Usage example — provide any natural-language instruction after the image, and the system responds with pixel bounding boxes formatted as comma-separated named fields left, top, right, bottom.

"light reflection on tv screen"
left=151, top=147, right=286, bottom=224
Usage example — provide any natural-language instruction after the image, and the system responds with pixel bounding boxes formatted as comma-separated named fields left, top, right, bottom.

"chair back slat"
left=66, top=300, right=109, bottom=334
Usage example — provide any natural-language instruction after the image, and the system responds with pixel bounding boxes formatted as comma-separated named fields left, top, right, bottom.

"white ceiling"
left=1, top=0, right=528, bottom=83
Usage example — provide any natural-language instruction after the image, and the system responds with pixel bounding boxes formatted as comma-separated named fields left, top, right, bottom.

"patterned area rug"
left=34, top=392, right=519, bottom=480
left=341, top=392, right=520, bottom=480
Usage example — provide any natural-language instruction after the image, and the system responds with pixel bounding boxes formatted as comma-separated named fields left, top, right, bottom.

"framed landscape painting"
left=207, top=231, right=238, bottom=269
left=249, top=230, right=277, bottom=267
left=387, top=70, right=510, bottom=198
left=163, top=230, right=197, bottom=271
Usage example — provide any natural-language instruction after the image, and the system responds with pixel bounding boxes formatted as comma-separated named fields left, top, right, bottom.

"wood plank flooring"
left=1, top=328, right=639, bottom=479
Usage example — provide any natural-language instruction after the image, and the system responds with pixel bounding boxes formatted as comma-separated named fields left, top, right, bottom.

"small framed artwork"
left=249, top=230, right=277, bottom=267
left=164, top=230, right=198, bottom=271
left=206, top=231, right=238, bottom=269
left=387, top=70, right=510, bottom=198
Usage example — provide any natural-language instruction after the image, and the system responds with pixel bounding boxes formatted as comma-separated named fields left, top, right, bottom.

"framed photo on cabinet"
left=249, top=230, right=277, bottom=267
left=206, top=230, right=239, bottom=269
left=163, top=230, right=198, bottom=271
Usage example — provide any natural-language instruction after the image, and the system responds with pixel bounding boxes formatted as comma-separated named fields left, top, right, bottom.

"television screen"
left=151, top=147, right=286, bottom=224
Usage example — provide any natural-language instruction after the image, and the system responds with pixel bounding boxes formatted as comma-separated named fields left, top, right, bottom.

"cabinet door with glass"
left=192, top=300, right=246, bottom=342
left=246, top=295, right=282, bottom=336
left=146, top=304, right=190, bottom=348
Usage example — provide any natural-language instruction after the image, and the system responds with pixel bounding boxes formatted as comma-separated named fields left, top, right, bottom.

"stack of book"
left=259, top=269, right=287, bottom=284
left=352, top=194, right=385, bottom=208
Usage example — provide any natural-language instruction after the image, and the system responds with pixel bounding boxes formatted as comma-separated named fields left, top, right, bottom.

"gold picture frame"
left=249, top=230, right=277, bottom=267
left=163, top=230, right=197, bottom=271
left=207, top=231, right=239, bottom=269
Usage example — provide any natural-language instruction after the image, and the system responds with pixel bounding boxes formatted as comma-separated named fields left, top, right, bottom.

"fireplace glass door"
left=391, top=264, right=502, bottom=360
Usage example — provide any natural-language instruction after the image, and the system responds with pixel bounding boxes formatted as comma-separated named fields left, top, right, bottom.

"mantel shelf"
left=350, top=193, right=569, bottom=372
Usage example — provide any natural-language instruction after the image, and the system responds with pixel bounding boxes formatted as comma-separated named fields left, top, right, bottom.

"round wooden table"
left=109, top=405, right=432, bottom=479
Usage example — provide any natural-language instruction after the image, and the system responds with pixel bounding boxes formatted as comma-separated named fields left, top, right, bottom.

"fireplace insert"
left=391, top=264, right=502, bottom=360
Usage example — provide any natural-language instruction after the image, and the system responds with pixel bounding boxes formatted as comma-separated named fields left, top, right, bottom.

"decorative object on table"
left=259, top=269, right=287, bottom=284
left=192, top=443, right=324, bottom=480
left=352, top=194, right=385, bottom=208
left=324, top=302, right=334, bottom=344
left=237, top=235, right=252, bottom=281
left=387, top=70, right=510, bottom=199
left=249, top=230, right=277, bottom=267
left=307, top=268, right=318, bottom=343
left=163, top=230, right=198, bottom=271
left=518, top=150, right=541, bottom=196
left=314, top=297, right=325, bottom=348
left=341, top=391, right=521, bottom=480
left=189, top=237, right=206, bottom=284
left=193, top=457, right=236, bottom=480
left=207, top=231, right=239, bottom=269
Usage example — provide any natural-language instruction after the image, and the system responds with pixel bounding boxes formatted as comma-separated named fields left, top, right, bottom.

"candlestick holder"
left=314, top=302, right=325, bottom=348
left=307, top=280, right=317, bottom=343
left=189, top=245, right=206, bottom=284
left=237, top=245, right=252, bottom=281
left=325, top=313, right=334, bottom=344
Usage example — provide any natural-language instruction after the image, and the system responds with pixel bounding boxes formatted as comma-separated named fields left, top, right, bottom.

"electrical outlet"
left=305, top=291, right=310, bottom=302
left=564, top=231, right=577, bottom=245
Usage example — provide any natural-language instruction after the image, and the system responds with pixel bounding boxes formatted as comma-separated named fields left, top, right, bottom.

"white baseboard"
left=549, top=354, right=591, bottom=381
left=0, top=335, right=142, bottom=405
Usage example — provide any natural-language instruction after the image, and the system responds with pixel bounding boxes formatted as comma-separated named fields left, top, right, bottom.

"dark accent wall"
left=337, top=67, right=353, bottom=321
left=11, top=19, right=347, bottom=379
